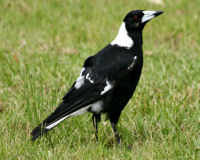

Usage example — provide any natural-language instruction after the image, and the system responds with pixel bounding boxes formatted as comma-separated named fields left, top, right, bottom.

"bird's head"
left=123, top=10, right=163, bottom=32
left=111, top=10, right=163, bottom=49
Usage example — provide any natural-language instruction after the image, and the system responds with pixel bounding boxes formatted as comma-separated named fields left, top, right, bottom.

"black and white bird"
left=31, top=10, right=163, bottom=143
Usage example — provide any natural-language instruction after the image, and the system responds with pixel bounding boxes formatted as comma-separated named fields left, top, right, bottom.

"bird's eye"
left=133, top=15, right=139, bottom=20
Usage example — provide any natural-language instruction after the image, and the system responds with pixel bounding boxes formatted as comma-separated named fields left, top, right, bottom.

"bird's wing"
left=31, top=56, right=113, bottom=140
left=45, top=80, right=111, bottom=129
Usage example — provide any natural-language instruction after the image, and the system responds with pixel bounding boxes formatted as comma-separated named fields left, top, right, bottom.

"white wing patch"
left=101, top=80, right=113, bottom=95
left=111, top=22, right=134, bottom=49
left=86, top=73, right=94, bottom=83
left=75, top=68, right=85, bottom=89
left=128, top=56, right=137, bottom=70
left=75, top=68, right=95, bottom=89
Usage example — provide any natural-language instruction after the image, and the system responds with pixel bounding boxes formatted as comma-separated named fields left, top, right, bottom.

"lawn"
left=0, top=0, right=199, bottom=159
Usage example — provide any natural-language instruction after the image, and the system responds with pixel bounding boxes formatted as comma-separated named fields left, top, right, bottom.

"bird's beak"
left=141, top=11, right=163, bottom=23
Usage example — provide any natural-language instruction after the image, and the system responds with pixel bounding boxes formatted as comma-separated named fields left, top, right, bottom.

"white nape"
left=75, top=68, right=85, bottom=89
left=101, top=80, right=113, bottom=95
left=111, top=22, right=134, bottom=49
left=142, top=11, right=156, bottom=23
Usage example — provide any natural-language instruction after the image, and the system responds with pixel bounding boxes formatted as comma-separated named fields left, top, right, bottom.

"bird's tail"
left=31, top=82, right=107, bottom=141
left=31, top=123, right=50, bottom=141
left=31, top=102, right=70, bottom=141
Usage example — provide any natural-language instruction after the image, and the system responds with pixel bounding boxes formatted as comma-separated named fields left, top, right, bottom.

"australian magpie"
left=31, top=10, right=163, bottom=143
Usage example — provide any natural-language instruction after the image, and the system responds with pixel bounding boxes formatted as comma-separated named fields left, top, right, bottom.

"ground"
left=0, top=0, right=199, bottom=159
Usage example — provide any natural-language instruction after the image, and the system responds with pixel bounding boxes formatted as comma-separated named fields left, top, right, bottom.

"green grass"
left=0, top=0, right=199, bottom=159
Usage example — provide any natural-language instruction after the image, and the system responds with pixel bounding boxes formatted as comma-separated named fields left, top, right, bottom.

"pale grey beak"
left=141, top=11, right=163, bottom=23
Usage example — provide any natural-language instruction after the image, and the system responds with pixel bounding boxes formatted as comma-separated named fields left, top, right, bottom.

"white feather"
left=45, top=100, right=104, bottom=129
left=75, top=68, right=85, bottom=89
left=128, top=56, right=137, bottom=70
left=86, top=73, right=94, bottom=83
left=90, top=100, right=103, bottom=114
left=45, top=115, right=69, bottom=129
left=45, top=105, right=90, bottom=129
left=101, top=80, right=113, bottom=95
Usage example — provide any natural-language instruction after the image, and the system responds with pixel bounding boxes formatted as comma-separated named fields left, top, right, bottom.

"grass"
left=0, top=0, right=199, bottom=159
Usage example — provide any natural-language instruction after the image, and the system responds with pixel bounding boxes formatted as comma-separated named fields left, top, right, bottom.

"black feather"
left=31, top=82, right=110, bottom=141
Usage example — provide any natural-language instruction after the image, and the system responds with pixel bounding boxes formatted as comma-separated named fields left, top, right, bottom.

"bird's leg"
left=111, top=122, right=121, bottom=144
left=92, top=114, right=101, bottom=141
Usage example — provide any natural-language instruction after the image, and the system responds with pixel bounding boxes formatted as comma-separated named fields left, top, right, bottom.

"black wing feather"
left=31, top=81, right=110, bottom=141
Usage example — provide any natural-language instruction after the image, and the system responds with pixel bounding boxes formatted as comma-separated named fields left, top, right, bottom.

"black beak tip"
left=155, top=11, right=164, bottom=16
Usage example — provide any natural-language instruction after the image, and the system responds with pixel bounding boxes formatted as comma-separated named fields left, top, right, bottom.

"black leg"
left=111, top=122, right=121, bottom=144
left=92, top=114, right=101, bottom=141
